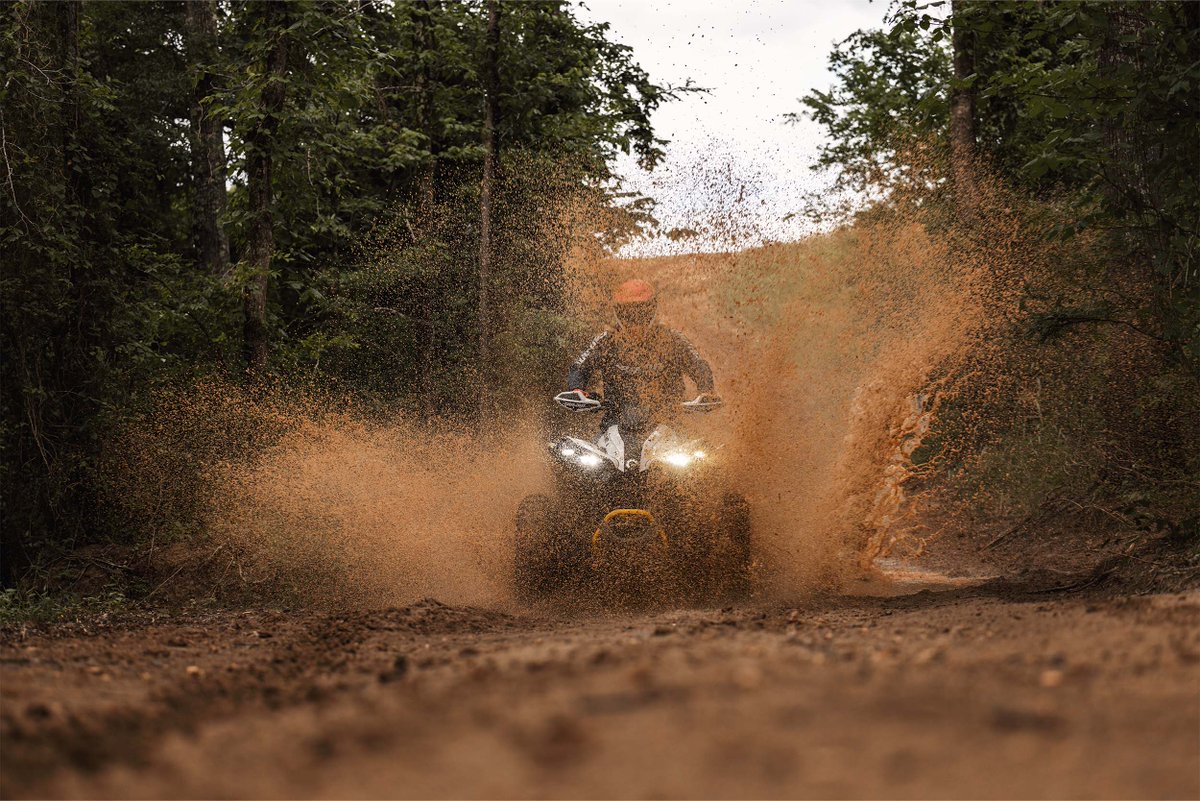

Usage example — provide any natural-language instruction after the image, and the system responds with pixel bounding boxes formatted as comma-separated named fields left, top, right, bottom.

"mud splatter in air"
left=106, top=148, right=1042, bottom=609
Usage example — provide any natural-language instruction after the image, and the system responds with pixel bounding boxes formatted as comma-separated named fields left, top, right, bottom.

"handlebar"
left=553, top=391, right=723, bottom=413
left=553, top=390, right=603, bottom=412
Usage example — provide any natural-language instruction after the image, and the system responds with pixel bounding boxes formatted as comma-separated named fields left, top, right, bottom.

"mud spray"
left=107, top=151, right=1040, bottom=610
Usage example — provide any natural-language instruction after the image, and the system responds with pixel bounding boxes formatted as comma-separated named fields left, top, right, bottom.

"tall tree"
left=949, top=0, right=976, bottom=211
left=413, top=0, right=438, bottom=216
left=58, top=1, right=81, bottom=205
left=412, top=0, right=440, bottom=415
left=242, top=1, right=290, bottom=375
left=477, top=0, right=500, bottom=399
left=184, top=0, right=230, bottom=277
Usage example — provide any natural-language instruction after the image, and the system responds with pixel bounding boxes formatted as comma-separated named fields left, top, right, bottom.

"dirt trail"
left=3, top=570, right=1198, bottom=799
left=6, top=244, right=1197, bottom=798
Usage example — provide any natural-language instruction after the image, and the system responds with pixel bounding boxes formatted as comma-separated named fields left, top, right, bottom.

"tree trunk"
left=58, top=1, right=80, bottom=207
left=413, top=0, right=439, bottom=415
left=414, top=0, right=438, bottom=217
left=1098, top=7, right=1150, bottom=214
left=950, top=0, right=977, bottom=213
left=477, top=0, right=500, bottom=403
left=242, top=2, right=289, bottom=376
left=184, top=0, right=230, bottom=278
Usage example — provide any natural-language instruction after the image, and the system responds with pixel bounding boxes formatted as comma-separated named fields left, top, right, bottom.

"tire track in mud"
left=3, top=581, right=1198, bottom=799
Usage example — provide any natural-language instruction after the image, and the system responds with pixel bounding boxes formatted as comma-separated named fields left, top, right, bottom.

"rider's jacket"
left=567, top=325, right=715, bottom=414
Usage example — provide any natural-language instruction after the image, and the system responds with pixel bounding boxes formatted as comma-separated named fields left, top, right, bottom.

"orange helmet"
left=613, top=279, right=657, bottom=326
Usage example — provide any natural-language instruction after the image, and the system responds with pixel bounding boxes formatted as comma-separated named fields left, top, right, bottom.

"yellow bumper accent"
left=592, top=508, right=668, bottom=547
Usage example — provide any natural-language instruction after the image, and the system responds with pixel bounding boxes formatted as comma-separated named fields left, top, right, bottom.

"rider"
left=564, top=279, right=717, bottom=425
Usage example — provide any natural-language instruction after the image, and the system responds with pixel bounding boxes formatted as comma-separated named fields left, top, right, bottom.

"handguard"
left=681, top=393, right=724, bottom=413
left=554, top=389, right=604, bottom=412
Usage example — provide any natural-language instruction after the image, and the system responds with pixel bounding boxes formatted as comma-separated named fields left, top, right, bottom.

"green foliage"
left=799, top=0, right=1200, bottom=363
left=794, top=22, right=950, bottom=189
left=1, top=2, right=219, bottom=578
left=0, top=586, right=129, bottom=624
left=0, top=0, right=677, bottom=582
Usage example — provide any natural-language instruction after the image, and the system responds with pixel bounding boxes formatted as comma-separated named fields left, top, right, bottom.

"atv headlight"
left=552, top=438, right=609, bottom=471
left=663, top=449, right=708, bottom=468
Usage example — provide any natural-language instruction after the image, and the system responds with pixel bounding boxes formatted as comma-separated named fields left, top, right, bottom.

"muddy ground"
left=4, top=239, right=1198, bottom=799
left=2, top=565, right=1198, bottom=800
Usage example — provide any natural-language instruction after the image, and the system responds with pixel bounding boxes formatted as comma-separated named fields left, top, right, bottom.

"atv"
left=514, top=390, right=752, bottom=607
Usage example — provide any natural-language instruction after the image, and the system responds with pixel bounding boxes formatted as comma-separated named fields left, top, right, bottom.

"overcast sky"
left=576, top=0, right=889, bottom=253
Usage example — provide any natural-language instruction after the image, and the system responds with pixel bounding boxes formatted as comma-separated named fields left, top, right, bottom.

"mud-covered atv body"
left=514, top=392, right=751, bottom=606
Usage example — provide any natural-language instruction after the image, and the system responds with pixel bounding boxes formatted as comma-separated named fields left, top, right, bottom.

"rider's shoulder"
left=663, top=327, right=696, bottom=344
left=585, top=329, right=613, bottom=347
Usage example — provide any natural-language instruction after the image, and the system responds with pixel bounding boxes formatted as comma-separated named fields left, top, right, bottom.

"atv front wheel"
left=513, top=493, right=570, bottom=603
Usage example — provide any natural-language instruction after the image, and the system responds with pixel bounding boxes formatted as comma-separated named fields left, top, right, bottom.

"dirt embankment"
left=2, top=573, right=1198, bottom=799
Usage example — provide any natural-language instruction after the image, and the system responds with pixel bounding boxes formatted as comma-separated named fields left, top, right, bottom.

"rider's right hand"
left=568, top=388, right=597, bottom=401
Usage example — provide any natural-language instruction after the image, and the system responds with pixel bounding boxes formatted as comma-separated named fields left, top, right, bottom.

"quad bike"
left=514, top=390, right=752, bottom=607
